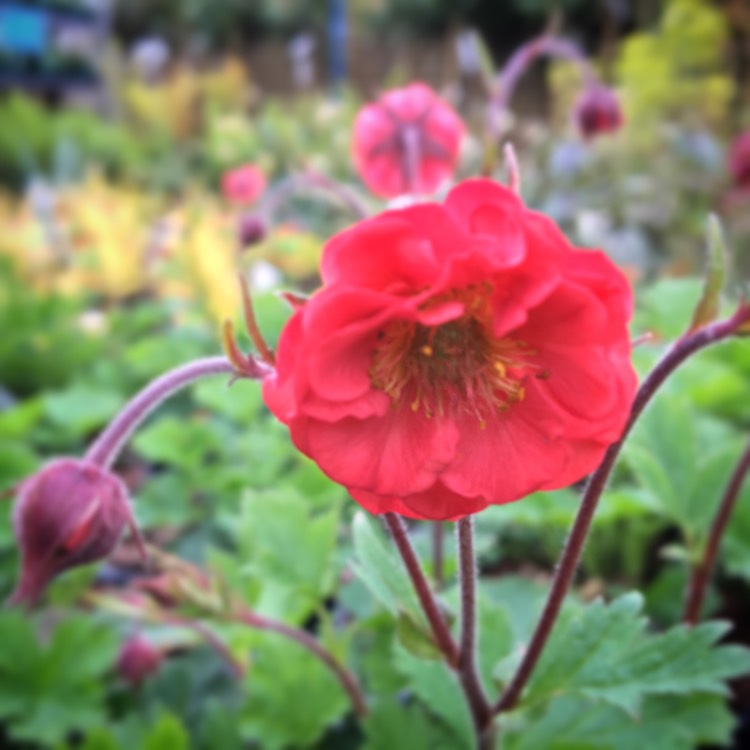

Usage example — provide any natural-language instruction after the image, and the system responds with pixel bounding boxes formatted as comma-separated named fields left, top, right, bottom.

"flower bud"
left=116, top=634, right=163, bottom=687
left=237, top=213, right=267, bottom=249
left=728, top=132, right=750, bottom=190
left=10, top=458, right=137, bottom=606
left=574, top=85, right=623, bottom=140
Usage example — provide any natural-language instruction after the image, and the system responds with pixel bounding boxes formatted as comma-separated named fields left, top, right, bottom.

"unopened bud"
left=116, top=634, right=163, bottom=687
left=574, top=85, right=623, bottom=140
left=11, top=458, right=139, bottom=606
left=237, top=213, right=267, bottom=249
left=728, top=132, right=750, bottom=190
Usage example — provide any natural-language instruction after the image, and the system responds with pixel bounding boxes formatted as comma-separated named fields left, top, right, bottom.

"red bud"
left=574, top=85, right=623, bottom=140
left=728, top=132, right=750, bottom=190
left=237, top=213, right=267, bottom=249
left=116, top=634, right=163, bottom=687
left=10, top=458, right=138, bottom=606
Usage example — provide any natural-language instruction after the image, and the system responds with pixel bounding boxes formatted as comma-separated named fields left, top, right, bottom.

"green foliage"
left=214, top=488, right=342, bottom=623
left=505, top=693, right=735, bottom=750
left=238, top=634, right=350, bottom=749
left=518, top=593, right=750, bottom=715
left=0, top=612, right=118, bottom=746
left=616, top=0, right=732, bottom=128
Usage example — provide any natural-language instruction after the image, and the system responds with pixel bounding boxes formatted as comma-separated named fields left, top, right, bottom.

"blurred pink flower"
left=353, top=82, right=465, bottom=198
left=222, top=164, right=267, bottom=205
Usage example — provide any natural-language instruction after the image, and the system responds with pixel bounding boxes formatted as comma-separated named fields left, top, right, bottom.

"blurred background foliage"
left=2, top=0, right=750, bottom=748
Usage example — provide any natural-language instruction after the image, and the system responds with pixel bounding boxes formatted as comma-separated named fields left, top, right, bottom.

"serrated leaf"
left=362, top=696, right=457, bottom=750
left=350, top=512, right=428, bottom=628
left=689, top=213, right=726, bottom=333
left=239, top=632, right=349, bottom=749
left=394, top=642, right=475, bottom=748
left=505, top=693, right=734, bottom=750
left=521, top=593, right=750, bottom=715
left=0, top=611, right=118, bottom=746
left=221, top=488, right=340, bottom=623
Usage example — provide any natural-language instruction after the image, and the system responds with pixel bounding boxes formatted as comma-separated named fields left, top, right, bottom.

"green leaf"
left=394, top=642, right=475, bottom=748
left=521, top=593, right=750, bottom=716
left=350, top=512, right=428, bottom=628
left=689, top=213, right=726, bottom=333
left=142, top=714, right=191, bottom=750
left=132, top=416, right=224, bottom=471
left=0, top=611, right=118, bottom=746
left=505, top=693, right=734, bottom=750
left=220, top=488, right=341, bottom=623
left=362, top=696, right=456, bottom=750
left=238, top=632, right=349, bottom=750
left=42, top=386, right=123, bottom=438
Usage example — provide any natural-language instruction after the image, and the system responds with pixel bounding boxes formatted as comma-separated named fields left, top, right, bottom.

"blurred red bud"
left=728, top=132, right=750, bottom=190
left=237, top=213, right=267, bottom=249
left=574, top=85, right=623, bottom=140
left=10, top=458, right=137, bottom=606
left=116, top=634, right=163, bottom=687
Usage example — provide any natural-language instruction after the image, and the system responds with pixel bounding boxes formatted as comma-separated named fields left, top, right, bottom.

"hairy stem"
left=495, top=307, right=750, bottom=714
left=458, top=517, right=493, bottom=732
left=383, top=513, right=459, bottom=666
left=238, top=608, right=368, bottom=718
left=432, top=521, right=444, bottom=589
left=683, top=437, right=750, bottom=625
left=85, top=356, right=242, bottom=469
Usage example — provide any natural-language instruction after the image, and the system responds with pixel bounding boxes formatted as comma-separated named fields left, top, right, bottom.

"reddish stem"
left=238, top=608, right=368, bottom=718
left=383, top=513, right=459, bottom=666
left=85, top=356, right=243, bottom=469
left=493, top=306, right=750, bottom=716
left=683, top=437, right=750, bottom=625
left=457, top=517, right=493, bottom=731
left=432, top=521, right=444, bottom=589
left=488, top=34, right=595, bottom=139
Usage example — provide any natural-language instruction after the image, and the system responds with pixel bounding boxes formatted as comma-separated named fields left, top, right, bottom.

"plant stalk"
left=457, top=516, right=493, bottom=732
left=383, top=513, right=459, bottom=666
left=494, top=306, right=750, bottom=715
left=238, top=608, right=368, bottom=718
left=85, top=356, right=251, bottom=469
left=683, top=437, right=750, bottom=625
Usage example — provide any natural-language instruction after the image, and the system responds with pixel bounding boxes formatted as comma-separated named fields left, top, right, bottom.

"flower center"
left=369, top=286, right=538, bottom=424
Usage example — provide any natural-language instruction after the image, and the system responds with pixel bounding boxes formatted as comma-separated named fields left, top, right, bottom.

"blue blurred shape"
left=0, top=4, right=48, bottom=55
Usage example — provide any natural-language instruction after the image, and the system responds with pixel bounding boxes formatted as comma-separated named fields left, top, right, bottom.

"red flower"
left=116, top=635, right=163, bottom=688
left=353, top=82, right=465, bottom=199
left=728, top=132, right=750, bottom=190
left=11, top=458, right=137, bottom=605
left=263, top=179, right=636, bottom=521
left=222, top=164, right=266, bottom=205
left=574, top=85, right=623, bottom=140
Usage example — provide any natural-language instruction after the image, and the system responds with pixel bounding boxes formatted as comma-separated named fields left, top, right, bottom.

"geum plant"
left=5, top=78, right=750, bottom=749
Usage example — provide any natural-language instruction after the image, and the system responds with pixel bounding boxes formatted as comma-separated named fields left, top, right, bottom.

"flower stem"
left=383, top=513, right=459, bottom=666
left=238, top=608, right=368, bottom=718
left=457, top=516, right=493, bottom=731
left=432, top=521, right=444, bottom=589
left=683, top=436, right=750, bottom=625
left=259, top=171, right=370, bottom=224
left=85, top=356, right=240, bottom=469
left=488, top=34, right=595, bottom=140
left=494, top=306, right=750, bottom=715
